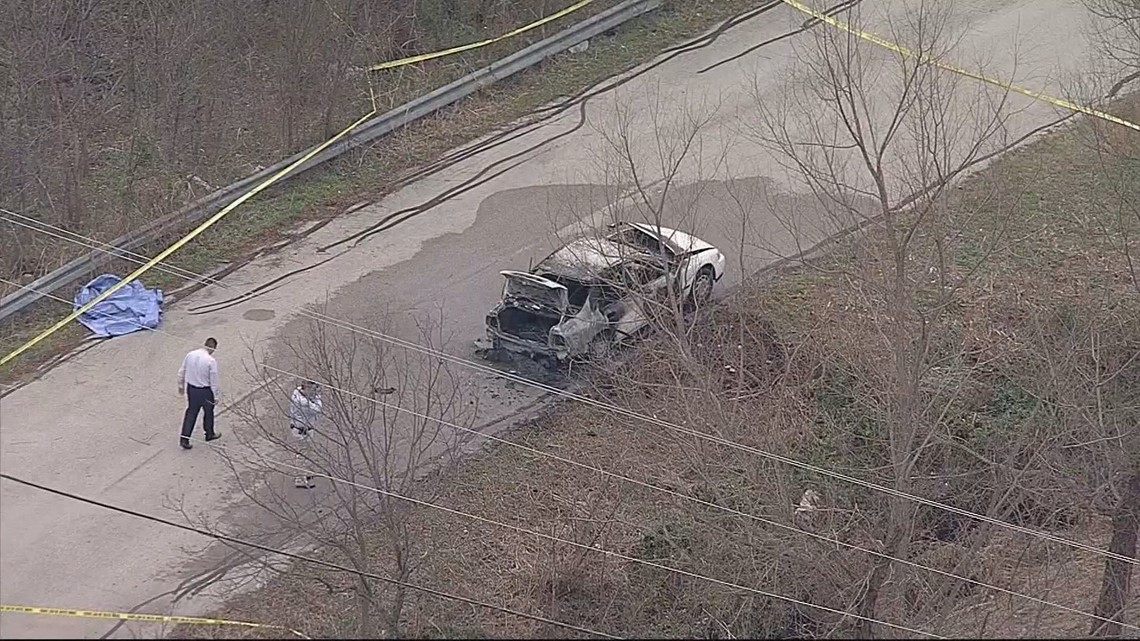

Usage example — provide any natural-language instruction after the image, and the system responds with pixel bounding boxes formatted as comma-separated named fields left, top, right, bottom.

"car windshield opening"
left=609, top=226, right=665, bottom=255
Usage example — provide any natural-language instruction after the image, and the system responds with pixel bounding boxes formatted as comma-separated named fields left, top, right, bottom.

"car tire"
left=689, top=265, right=715, bottom=307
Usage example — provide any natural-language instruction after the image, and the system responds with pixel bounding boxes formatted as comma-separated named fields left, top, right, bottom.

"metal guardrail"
left=0, top=0, right=661, bottom=322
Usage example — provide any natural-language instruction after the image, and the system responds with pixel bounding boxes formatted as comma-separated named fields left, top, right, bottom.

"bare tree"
left=737, top=0, right=1061, bottom=634
left=523, top=86, right=878, bottom=637
left=0, top=0, right=424, bottom=288
left=215, top=309, right=478, bottom=637
left=1066, top=4, right=1140, bottom=630
left=1068, top=0, right=1140, bottom=294
left=1091, top=465, right=1140, bottom=637
left=1084, top=0, right=1140, bottom=77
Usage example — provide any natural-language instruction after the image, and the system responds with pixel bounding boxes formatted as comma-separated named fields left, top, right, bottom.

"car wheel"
left=690, top=265, right=715, bottom=307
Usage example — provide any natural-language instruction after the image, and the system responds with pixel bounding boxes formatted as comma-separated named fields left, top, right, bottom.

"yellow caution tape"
left=0, top=603, right=308, bottom=638
left=2, top=1, right=604, bottom=365
left=780, top=0, right=1140, bottom=132
left=0, top=107, right=379, bottom=367
left=370, top=0, right=595, bottom=71
left=12, top=0, right=1130, bottom=367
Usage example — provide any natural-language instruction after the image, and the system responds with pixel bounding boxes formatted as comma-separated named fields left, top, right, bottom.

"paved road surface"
left=0, top=1, right=1113, bottom=637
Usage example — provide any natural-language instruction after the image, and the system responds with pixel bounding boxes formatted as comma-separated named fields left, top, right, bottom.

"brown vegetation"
left=0, top=0, right=614, bottom=285
left=0, top=0, right=765, bottom=384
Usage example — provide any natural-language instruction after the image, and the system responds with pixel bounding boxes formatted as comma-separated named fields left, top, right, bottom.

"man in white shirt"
left=177, top=337, right=222, bottom=449
left=288, top=380, right=323, bottom=488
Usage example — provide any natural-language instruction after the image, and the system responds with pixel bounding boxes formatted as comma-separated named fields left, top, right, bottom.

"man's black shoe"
left=205, top=433, right=222, bottom=442
left=180, top=441, right=193, bottom=450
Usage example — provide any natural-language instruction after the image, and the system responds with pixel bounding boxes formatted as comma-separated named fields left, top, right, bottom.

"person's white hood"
left=289, top=387, right=323, bottom=430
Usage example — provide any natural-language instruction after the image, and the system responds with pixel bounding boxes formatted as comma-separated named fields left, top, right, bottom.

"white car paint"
left=484, top=223, right=727, bottom=360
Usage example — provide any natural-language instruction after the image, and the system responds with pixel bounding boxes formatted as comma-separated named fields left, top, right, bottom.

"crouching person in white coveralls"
left=289, top=380, right=323, bottom=489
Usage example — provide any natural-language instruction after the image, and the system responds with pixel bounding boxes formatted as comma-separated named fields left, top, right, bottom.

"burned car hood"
left=499, top=271, right=569, bottom=313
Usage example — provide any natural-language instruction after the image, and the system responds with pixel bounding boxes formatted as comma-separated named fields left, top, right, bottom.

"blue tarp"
left=73, top=274, right=163, bottom=337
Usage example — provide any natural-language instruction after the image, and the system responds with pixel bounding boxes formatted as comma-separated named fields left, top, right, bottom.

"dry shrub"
left=0, top=0, right=603, bottom=282
left=548, top=101, right=1140, bottom=636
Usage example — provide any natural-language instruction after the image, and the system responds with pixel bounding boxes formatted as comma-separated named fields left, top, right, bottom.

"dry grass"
left=1, top=0, right=622, bottom=283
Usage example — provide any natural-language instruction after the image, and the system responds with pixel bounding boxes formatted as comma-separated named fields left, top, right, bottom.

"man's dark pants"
left=181, top=385, right=217, bottom=446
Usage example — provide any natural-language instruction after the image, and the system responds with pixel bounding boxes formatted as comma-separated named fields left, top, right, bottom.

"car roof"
left=535, top=236, right=652, bottom=282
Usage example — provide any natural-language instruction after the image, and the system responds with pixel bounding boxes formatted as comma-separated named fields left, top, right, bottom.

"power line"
left=132, top=434, right=944, bottom=639
left=1, top=209, right=222, bottom=289
left=6, top=211, right=1138, bottom=565
left=2, top=0, right=1122, bottom=623
left=13, top=208, right=1108, bottom=563
left=0, top=340, right=935, bottom=638
left=3, top=274, right=1122, bottom=633
left=254, top=363, right=1137, bottom=633
left=1, top=0, right=1133, bottom=565
left=0, top=472, right=620, bottom=640
left=0, top=264, right=939, bottom=637
left=304, top=310, right=1140, bottom=565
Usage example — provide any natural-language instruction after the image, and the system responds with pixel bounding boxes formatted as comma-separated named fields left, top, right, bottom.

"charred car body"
left=481, top=222, right=726, bottom=361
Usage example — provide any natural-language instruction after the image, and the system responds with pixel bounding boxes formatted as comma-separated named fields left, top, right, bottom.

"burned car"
left=480, top=222, right=727, bottom=362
